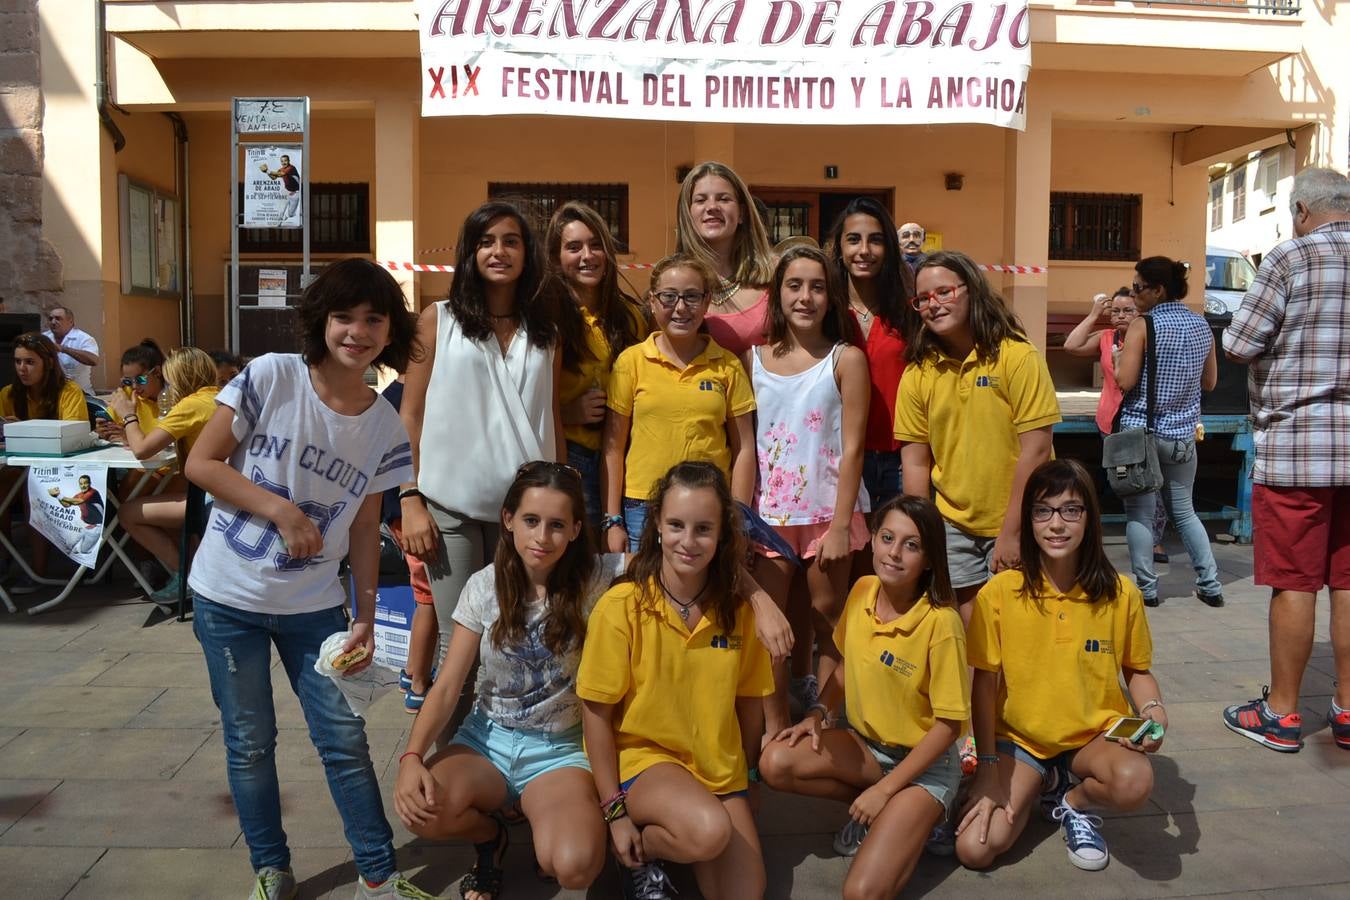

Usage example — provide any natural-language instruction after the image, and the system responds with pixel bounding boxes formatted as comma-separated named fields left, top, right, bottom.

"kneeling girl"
left=760, top=495, right=968, bottom=900
left=957, top=459, right=1166, bottom=872
left=579, top=461, right=774, bottom=900
left=394, top=461, right=621, bottom=898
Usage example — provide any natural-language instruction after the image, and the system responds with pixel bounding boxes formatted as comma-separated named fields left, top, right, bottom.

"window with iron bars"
left=488, top=183, right=630, bottom=251
left=238, top=183, right=370, bottom=254
left=1049, top=193, right=1142, bottom=261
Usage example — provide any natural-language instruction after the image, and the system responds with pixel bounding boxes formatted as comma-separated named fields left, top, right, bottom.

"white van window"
left=1205, top=253, right=1257, bottom=292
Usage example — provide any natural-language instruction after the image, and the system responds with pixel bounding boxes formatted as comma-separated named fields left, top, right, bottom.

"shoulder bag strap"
left=1144, top=313, right=1159, bottom=433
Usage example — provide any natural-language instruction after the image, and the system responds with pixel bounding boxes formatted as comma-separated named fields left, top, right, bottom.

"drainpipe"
left=95, top=0, right=125, bottom=152
left=163, top=112, right=193, bottom=345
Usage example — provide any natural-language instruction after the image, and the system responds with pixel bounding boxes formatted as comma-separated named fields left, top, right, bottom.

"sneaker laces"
left=251, top=869, right=288, bottom=900
left=387, top=878, right=439, bottom=900
left=1052, top=803, right=1105, bottom=845
left=629, top=862, right=678, bottom=900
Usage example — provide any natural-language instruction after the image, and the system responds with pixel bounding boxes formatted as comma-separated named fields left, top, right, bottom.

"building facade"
left=13, top=0, right=1349, bottom=389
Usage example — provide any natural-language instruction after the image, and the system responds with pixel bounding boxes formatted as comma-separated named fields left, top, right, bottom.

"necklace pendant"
left=678, top=606, right=689, bottom=621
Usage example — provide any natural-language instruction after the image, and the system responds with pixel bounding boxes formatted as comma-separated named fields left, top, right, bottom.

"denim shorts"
left=862, top=737, right=963, bottom=818
left=622, top=497, right=647, bottom=552
left=995, top=739, right=1068, bottom=778
left=450, top=709, right=590, bottom=801
left=566, top=441, right=603, bottom=537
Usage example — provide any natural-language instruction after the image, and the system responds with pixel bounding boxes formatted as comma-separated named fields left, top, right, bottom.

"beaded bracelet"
left=601, top=514, right=625, bottom=531
left=600, top=789, right=628, bottom=823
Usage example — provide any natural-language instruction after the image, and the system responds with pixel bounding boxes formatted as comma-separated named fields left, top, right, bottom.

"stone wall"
left=0, top=0, right=62, bottom=314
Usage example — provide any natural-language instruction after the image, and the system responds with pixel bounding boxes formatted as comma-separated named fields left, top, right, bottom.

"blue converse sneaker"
left=1051, top=799, right=1109, bottom=871
left=832, top=818, right=869, bottom=857
left=1223, top=688, right=1303, bottom=752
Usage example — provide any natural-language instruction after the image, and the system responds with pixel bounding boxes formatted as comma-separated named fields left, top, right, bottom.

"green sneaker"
left=249, top=866, right=297, bottom=900
left=354, top=873, right=441, bottom=899
left=149, top=571, right=191, bottom=604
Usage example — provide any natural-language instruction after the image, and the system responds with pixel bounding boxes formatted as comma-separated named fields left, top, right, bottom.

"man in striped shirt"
left=1221, top=167, right=1350, bottom=754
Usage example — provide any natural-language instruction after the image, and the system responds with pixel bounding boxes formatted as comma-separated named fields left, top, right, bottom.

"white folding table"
left=0, top=446, right=177, bottom=615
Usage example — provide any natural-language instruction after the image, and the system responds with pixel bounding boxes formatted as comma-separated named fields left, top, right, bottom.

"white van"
left=1203, top=246, right=1258, bottom=322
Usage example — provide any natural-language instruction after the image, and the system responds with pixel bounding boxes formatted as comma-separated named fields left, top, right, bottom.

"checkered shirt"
left=1224, top=220, right=1350, bottom=487
left=1119, top=302, right=1213, bottom=440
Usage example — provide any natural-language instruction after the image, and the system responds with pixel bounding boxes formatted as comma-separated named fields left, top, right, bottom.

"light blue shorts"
left=450, top=709, right=590, bottom=801
left=862, top=737, right=963, bottom=819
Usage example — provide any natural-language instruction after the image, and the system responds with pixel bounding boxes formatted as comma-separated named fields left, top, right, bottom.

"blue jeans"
left=622, top=497, right=647, bottom=552
left=193, top=597, right=396, bottom=881
left=1121, top=436, right=1222, bottom=601
left=566, top=441, right=603, bottom=538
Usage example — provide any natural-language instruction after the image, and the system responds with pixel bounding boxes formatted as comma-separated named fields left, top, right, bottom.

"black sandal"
left=459, top=818, right=509, bottom=900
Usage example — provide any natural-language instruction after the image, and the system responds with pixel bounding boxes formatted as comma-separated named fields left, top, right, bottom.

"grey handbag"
left=1103, top=315, right=1163, bottom=497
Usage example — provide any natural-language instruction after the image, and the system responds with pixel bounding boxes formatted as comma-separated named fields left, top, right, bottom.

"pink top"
left=1096, top=328, right=1125, bottom=434
left=705, top=291, right=769, bottom=356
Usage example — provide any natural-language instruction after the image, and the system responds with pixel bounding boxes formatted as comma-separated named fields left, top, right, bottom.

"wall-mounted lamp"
left=944, top=172, right=964, bottom=191
left=675, top=165, right=692, bottom=184
left=824, top=165, right=838, bottom=179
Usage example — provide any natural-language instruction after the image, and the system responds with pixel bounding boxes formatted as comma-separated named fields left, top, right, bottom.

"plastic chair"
left=177, top=482, right=208, bottom=622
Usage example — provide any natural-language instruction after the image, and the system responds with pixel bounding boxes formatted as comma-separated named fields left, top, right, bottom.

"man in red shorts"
left=1221, top=167, right=1350, bottom=753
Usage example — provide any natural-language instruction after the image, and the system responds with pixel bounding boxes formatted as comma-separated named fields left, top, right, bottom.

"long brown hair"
left=870, top=494, right=957, bottom=608
left=675, top=161, right=775, bottom=288
left=490, top=462, right=597, bottom=655
left=10, top=332, right=68, bottom=420
left=765, top=246, right=852, bottom=351
left=545, top=201, right=645, bottom=372
left=618, top=461, right=745, bottom=632
left=824, top=196, right=916, bottom=336
left=1017, top=459, right=1119, bottom=605
left=907, top=250, right=1027, bottom=364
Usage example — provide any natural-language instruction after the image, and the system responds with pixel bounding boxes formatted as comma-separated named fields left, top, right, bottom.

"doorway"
left=750, top=187, right=895, bottom=247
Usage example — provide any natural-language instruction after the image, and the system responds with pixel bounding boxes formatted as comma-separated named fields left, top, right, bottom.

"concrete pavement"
left=1, top=533, right=1346, bottom=899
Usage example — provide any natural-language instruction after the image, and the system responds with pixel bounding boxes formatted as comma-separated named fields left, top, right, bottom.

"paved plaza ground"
left=1, top=531, right=1347, bottom=899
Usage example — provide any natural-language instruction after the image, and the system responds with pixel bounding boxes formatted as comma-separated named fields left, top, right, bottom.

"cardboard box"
left=3, top=419, right=94, bottom=455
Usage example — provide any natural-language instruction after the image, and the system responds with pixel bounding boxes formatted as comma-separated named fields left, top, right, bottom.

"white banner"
left=244, top=145, right=303, bottom=227
left=418, top=1, right=1029, bottom=128
left=26, top=463, right=109, bottom=569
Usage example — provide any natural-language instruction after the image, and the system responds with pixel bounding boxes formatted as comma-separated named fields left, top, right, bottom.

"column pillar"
left=1001, top=103, right=1051, bottom=351
left=374, top=98, right=420, bottom=311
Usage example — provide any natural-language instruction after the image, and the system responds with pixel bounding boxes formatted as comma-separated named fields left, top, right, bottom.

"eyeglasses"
left=1130, top=282, right=1154, bottom=295
left=120, top=373, right=155, bottom=387
left=899, top=230, right=923, bottom=239
left=652, top=290, right=709, bottom=310
left=909, top=284, right=965, bottom=311
left=515, top=460, right=582, bottom=482
left=1030, top=503, right=1086, bottom=523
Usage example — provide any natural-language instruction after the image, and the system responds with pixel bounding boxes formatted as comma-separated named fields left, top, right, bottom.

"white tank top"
left=752, top=344, right=869, bottom=526
left=418, top=302, right=556, bottom=520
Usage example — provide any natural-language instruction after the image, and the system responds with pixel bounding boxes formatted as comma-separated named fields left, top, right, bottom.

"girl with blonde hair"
left=675, top=161, right=776, bottom=355
left=113, top=346, right=222, bottom=603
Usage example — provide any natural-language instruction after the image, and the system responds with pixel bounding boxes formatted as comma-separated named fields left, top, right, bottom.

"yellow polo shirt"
left=607, top=333, right=756, bottom=500
left=894, top=337, right=1061, bottom=536
left=833, top=577, right=970, bottom=749
left=0, top=380, right=87, bottom=422
left=966, top=570, right=1153, bottom=760
left=109, top=394, right=161, bottom=433
left=576, top=578, right=775, bottom=794
left=560, top=302, right=649, bottom=452
left=157, top=386, right=220, bottom=456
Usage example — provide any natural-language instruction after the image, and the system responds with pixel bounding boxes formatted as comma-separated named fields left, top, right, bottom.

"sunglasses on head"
left=515, top=460, right=582, bottom=482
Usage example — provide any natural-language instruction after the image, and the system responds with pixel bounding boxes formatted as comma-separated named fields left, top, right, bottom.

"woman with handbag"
left=1063, top=288, right=1170, bottom=563
left=1114, top=256, right=1222, bottom=608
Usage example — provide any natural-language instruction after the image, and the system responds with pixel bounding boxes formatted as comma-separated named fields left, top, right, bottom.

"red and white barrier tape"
left=382, top=261, right=1046, bottom=274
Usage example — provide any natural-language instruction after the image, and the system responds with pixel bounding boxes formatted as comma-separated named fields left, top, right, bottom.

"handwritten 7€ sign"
left=234, top=99, right=306, bottom=134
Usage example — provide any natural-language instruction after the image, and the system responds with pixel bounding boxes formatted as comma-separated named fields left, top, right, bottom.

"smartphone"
left=1104, top=716, right=1152, bottom=744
